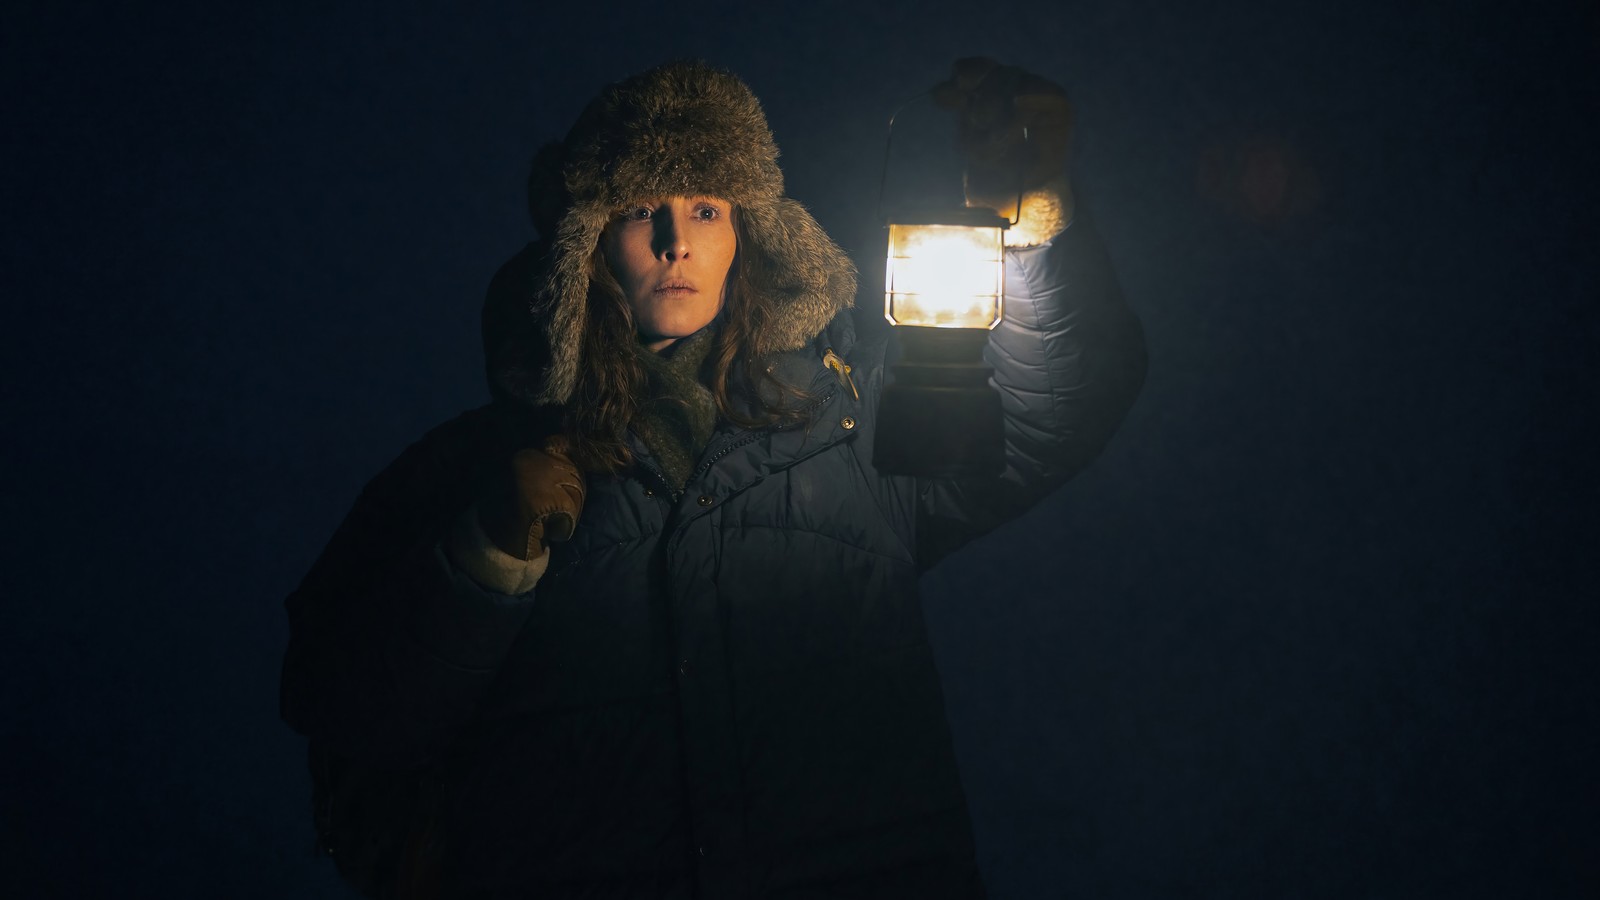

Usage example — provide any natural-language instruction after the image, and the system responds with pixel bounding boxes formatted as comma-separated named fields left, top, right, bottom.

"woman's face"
left=601, top=195, right=736, bottom=352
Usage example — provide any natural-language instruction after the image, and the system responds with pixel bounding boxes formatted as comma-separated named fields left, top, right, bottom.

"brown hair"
left=562, top=208, right=814, bottom=472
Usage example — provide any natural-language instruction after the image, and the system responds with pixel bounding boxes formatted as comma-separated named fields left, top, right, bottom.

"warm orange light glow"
left=885, top=223, right=1005, bottom=328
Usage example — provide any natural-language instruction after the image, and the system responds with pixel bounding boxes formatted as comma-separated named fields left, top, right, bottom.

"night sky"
left=4, top=0, right=1596, bottom=896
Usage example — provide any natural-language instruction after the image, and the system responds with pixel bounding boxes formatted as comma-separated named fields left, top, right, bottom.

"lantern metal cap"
left=884, top=206, right=1011, bottom=229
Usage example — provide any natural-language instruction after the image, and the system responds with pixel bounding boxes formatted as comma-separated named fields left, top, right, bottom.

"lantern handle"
left=877, top=90, right=1028, bottom=227
left=877, top=91, right=930, bottom=223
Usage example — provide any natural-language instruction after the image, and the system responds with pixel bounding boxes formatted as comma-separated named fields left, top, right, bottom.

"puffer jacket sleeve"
left=907, top=212, right=1146, bottom=570
left=280, top=407, right=539, bottom=769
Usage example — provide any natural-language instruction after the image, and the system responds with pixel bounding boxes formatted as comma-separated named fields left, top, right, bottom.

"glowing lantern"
left=884, top=210, right=1008, bottom=329
left=867, top=84, right=1023, bottom=478
left=873, top=208, right=1010, bottom=478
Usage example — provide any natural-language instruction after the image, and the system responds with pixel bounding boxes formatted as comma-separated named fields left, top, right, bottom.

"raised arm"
left=914, top=210, right=1146, bottom=567
left=866, top=60, right=1148, bottom=567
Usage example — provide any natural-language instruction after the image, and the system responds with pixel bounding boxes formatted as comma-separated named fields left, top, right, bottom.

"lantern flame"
left=885, top=223, right=1005, bottom=328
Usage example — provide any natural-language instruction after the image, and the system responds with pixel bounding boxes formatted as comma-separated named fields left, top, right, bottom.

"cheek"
left=603, top=232, right=650, bottom=294
left=705, top=231, right=737, bottom=286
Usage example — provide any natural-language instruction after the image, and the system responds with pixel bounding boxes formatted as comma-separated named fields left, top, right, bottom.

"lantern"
left=872, top=207, right=1010, bottom=478
left=884, top=209, right=1008, bottom=330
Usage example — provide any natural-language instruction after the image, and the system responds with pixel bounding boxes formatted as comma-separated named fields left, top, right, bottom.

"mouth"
left=653, top=280, right=697, bottom=295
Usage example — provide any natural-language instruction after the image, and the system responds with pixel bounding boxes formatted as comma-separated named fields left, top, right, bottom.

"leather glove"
left=933, top=58, right=1075, bottom=244
left=477, top=435, right=586, bottom=561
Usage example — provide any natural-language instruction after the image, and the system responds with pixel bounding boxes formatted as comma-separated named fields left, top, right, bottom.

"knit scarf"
left=632, top=327, right=719, bottom=491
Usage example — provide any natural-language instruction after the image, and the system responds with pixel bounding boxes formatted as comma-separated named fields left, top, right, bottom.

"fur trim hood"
left=486, top=61, right=857, bottom=407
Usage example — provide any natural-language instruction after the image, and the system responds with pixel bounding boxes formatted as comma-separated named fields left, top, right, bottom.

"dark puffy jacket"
left=281, top=216, right=1146, bottom=899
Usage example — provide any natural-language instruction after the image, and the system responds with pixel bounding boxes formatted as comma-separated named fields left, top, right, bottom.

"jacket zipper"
left=685, top=432, right=761, bottom=490
left=657, top=389, right=846, bottom=557
left=636, top=388, right=844, bottom=504
left=685, top=388, right=840, bottom=492
left=636, top=457, right=677, bottom=501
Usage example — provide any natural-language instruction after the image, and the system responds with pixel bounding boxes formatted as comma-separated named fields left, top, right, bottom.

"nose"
left=653, top=209, right=691, bottom=261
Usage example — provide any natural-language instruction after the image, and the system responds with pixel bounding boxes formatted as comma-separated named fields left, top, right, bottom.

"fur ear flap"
left=532, top=204, right=610, bottom=405
left=738, top=198, right=857, bottom=353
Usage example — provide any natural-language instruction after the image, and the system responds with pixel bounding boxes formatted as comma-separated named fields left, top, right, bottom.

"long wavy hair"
left=562, top=208, right=815, bottom=472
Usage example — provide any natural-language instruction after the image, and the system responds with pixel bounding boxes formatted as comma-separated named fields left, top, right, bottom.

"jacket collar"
left=671, top=311, right=861, bottom=506
left=625, top=310, right=862, bottom=503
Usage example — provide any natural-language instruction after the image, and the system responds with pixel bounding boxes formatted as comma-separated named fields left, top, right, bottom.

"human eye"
left=620, top=205, right=654, bottom=221
left=693, top=202, right=723, bottom=221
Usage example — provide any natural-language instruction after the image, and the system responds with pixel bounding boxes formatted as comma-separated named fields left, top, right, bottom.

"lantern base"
left=872, top=327, right=1004, bottom=479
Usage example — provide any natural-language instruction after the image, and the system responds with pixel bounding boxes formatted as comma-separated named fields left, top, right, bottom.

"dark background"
left=4, top=0, right=1596, bottom=896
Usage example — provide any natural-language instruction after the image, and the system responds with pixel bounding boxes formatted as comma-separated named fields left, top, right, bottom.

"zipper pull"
left=822, top=348, right=859, bottom=401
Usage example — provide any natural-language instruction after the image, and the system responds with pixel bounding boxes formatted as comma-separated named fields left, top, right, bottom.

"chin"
left=646, top=311, right=718, bottom=340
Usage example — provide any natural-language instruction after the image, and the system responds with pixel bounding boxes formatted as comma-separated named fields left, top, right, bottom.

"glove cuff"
left=1002, top=175, right=1074, bottom=248
left=445, top=504, right=551, bottom=595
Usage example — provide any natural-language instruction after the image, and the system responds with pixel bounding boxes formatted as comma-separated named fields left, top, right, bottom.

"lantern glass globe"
left=884, top=222, right=1005, bottom=329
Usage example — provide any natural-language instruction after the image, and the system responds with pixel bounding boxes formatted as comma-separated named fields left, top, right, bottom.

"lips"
left=654, top=279, right=697, bottom=295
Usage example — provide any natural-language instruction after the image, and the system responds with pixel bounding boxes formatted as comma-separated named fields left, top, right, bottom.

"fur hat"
left=488, top=61, right=857, bottom=407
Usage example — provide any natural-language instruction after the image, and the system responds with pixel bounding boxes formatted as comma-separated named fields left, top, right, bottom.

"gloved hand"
left=477, top=435, right=586, bottom=561
left=933, top=58, right=1075, bottom=244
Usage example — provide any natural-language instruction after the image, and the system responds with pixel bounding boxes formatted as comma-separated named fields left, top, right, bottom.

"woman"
left=282, top=60, right=1145, bottom=899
